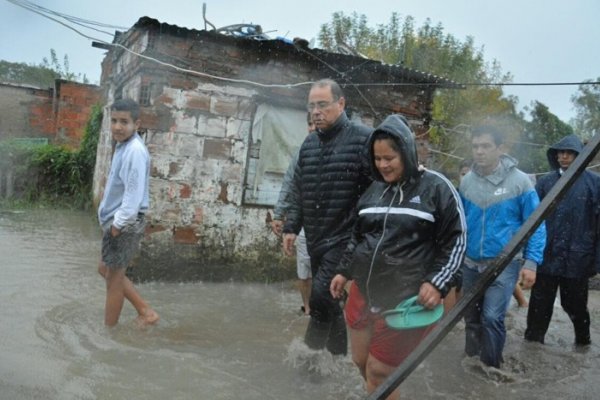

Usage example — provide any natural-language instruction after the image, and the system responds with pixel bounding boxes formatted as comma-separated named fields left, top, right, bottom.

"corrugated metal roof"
left=126, top=17, right=462, bottom=89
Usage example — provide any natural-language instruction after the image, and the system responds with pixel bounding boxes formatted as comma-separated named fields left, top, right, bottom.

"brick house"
left=93, top=17, right=459, bottom=281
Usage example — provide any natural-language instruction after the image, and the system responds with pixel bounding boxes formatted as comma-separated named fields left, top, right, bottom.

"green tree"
left=0, top=59, right=58, bottom=88
left=0, top=49, right=88, bottom=87
left=317, top=12, right=521, bottom=172
left=513, top=101, right=573, bottom=174
left=40, top=49, right=88, bottom=83
left=571, top=79, right=600, bottom=139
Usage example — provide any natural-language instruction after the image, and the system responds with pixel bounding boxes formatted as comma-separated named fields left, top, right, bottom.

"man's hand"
left=519, top=268, right=536, bottom=290
left=270, top=220, right=284, bottom=236
left=330, top=274, right=348, bottom=299
left=282, top=233, right=297, bottom=257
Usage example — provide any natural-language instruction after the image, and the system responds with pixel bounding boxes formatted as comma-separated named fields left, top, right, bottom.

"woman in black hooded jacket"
left=330, top=114, right=466, bottom=399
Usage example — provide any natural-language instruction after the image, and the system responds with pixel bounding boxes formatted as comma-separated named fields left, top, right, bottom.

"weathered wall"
left=0, top=81, right=101, bottom=147
left=54, top=80, right=103, bottom=147
left=95, top=20, right=436, bottom=282
left=0, top=83, right=55, bottom=140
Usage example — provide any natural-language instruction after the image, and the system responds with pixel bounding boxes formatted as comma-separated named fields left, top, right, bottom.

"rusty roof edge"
left=127, top=16, right=462, bottom=89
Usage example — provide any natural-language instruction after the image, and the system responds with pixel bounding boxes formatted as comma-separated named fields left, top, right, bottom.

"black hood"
left=367, top=114, right=419, bottom=183
left=547, top=134, right=583, bottom=170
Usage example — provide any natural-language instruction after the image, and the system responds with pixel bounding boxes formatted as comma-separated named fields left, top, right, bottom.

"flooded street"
left=1, top=208, right=599, bottom=399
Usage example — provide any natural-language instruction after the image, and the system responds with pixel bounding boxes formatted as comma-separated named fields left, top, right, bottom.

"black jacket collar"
left=317, top=112, right=349, bottom=142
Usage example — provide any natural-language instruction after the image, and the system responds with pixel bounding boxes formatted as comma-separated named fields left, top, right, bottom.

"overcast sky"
left=1, top=0, right=598, bottom=122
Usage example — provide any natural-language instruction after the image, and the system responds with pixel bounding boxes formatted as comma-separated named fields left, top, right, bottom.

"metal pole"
left=368, top=132, right=600, bottom=400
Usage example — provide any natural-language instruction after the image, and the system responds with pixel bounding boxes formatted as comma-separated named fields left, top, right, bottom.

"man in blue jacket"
left=525, top=134, right=600, bottom=346
left=459, top=124, right=546, bottom=367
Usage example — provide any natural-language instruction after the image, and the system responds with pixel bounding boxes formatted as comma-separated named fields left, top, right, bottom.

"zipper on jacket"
left=479, top=208, right=486, bottom=258
left=366, top=181, right=404, bottom=310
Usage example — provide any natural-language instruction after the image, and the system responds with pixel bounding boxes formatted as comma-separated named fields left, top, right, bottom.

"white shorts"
left=296, top=228, right=312, bottom=280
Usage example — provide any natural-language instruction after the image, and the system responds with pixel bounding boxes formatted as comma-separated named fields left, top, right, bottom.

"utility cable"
left=7, top=0, right=599, bottom=91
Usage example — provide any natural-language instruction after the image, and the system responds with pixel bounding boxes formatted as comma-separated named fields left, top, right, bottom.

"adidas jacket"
left=336, top=115, right=466, bottom=310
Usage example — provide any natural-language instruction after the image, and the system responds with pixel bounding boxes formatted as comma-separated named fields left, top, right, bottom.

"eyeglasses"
left=306, top=99, right=338, bottom=112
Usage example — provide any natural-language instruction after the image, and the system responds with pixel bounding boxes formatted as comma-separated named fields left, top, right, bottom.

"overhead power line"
left=6, top=0, right=599, bottom=91
left=7, top=0, right=128, bottom=31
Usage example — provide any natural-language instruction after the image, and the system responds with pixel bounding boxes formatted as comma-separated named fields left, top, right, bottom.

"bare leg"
left=299, top=278, right=312, bottom=315
left=98, top=261, right=159, bottom=325
left=104, top=267, right=126, bottom=326
left=443, top=288, right=458, bottom=314
left=349, top=326, right=373, bottom=381
left=513, top=285, right=528, bottom=308
left=365, top=355, right=401, bottom=400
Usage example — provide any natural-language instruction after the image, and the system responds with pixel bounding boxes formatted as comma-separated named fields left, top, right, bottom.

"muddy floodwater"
left=1, top=208, right=599, bottom=399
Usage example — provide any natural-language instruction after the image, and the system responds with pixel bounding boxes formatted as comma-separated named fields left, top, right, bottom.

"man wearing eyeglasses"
left=283, top=79, right=373, bottom=355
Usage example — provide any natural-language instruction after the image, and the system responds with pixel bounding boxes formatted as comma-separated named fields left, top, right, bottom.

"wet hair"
left=471, top=124, right=504, bottom=146
left=311, top=78, right=344, bottom=100
left=372, top=130, right=401, bottom=154
left=111, top=98, right=140, bottom=121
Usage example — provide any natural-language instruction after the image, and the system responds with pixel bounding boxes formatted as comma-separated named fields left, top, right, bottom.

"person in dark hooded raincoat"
left=525, top=134, right=600, bottom=346
left=330, top=114, right=466, bottom=400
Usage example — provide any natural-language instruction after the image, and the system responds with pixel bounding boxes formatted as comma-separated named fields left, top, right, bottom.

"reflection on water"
left=1, top=209, right=599, bottom=399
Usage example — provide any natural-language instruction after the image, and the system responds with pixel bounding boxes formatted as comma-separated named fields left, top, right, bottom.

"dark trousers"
left=525, top=273, right=591, bottom=345
left=304, top=245, right=347, bottom=355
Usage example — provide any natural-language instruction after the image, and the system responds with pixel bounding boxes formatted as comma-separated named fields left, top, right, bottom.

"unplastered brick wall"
left=0, top=84, right=55, bottom=140
left=0, top=81, right=101, bottom=146
left=55, top=81, right=102, bottom=147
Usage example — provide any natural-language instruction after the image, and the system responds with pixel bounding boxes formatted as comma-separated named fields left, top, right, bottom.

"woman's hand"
left=330, top=274, right=348, bottom=299
left=418, top=282, right=442, bottom=309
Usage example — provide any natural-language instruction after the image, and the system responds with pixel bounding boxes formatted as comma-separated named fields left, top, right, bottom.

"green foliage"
left=0, top=140, right=39, bottom=197
left=77, top=104, right=103, bottom=190
left=513, top=102, right=573, bottom=174
left=0, top=105, right=102, bottom=209
left=317, top=12, right=521, bottom=173
left=40, top=49, right=89, bottom=83
left=571, top=79, right=600, bottom=139
left=0, top=59, right=58, bottom=88
left=0, top=49, right=88, bottom=87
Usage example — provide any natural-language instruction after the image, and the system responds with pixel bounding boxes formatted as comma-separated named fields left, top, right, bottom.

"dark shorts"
left=101, top=216, right=145, bottom=269
left=345, top=282, right=434, bottom=367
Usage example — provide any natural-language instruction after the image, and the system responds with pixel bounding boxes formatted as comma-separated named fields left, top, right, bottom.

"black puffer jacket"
left=536, top=134, right=600, bottom=278
left=336, top=114, right=466, bottom=310
left=283, top=112, right=372, bottom=258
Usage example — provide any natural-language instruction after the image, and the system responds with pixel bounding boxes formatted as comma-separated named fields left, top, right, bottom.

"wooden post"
left=368, top=132, right=600, bottom=400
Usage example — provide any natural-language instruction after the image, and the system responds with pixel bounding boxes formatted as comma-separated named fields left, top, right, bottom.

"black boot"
left=325, top=313, right=347, bottom=355
left=575, top=333, right=591, bottom=346
left=304, top=318, right=331, bottom=350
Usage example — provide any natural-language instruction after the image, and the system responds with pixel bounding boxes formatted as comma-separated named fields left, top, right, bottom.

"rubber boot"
left=304, top=318, right=331, bottom=350
left=325, top=313, right=347, bottom=355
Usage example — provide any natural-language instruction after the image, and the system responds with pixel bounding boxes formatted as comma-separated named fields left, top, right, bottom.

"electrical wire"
left=7, top=0, right=128, bottom=30
left=7, top=0, right=599, bottom=91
